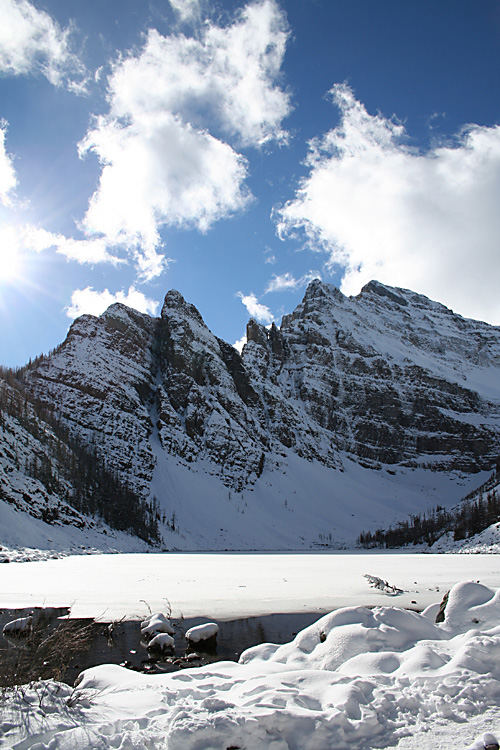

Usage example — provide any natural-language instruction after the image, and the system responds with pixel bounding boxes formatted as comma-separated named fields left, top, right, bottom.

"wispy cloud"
left=265, top=270, right=320, bottom=293
left=66, top=285, right=159, bottom=319
left=236, top=291, right=273, bottom=323
left=78, top=0, right=291, bottom=280
left=0, top=223, right=123, bottom=265
left=0, top=0, right=87, bottom=90
left=0, top=123, right=17, bottom=205
left=277, top=83, right=500, bottom=324
left=168, top=0, right=203, bottom=24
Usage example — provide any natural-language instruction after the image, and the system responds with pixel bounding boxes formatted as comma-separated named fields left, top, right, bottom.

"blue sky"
left=1, top=0, right=500, bottom=367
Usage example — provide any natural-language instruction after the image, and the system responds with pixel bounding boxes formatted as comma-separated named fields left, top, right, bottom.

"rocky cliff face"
left=3, top=280, right=500, bottom=550
left=243, top=279, right=500, bottom=472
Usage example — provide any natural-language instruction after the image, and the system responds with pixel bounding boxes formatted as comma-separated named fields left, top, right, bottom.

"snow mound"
left=148, top=632, right=175, bottom=651
left=185, top=622, right=219, bottom=643
left=3, top=581, right=500, bottom=749
left=2, top=615, right=32, bottom=636
left=140, top=612, right=175, bottom=638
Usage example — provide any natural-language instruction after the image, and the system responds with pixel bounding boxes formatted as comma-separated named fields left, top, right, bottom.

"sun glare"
left=0, top=246, right=22, bottom=282
left=0, top=227, right=24, bottom=284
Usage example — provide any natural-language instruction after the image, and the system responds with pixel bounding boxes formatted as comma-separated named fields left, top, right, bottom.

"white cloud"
left=237, top=291, right=273, bottom=323
left=66, top=285, right=159, bottom=319
left=0, top=0, right=86, bottom=89
left=277, top=83, right=500, bottom=324
left=78, top=0, right=290, bottom=279
left=169, top=0, right=202, bottom=23
left=79, top=112, right=250, bottom=278
left=108, top=1, right=290, bottom=147
left=265, top=270, right=320, bottom=293
left=0, top=123, right=17, bottom=205
left=233, top=334, right=247, bottom=353
left=6, top=222, right=165, bottom=280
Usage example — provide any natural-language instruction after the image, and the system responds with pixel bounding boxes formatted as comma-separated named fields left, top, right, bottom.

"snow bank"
left=466, top=733, right=500, bottom=750
left=431, top=522, right=500, bottom=554
left=3, top=580, right=500, bottom=749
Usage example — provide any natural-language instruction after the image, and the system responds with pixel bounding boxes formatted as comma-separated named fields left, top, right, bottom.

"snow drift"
left=2, top=581, right=500, bottom=748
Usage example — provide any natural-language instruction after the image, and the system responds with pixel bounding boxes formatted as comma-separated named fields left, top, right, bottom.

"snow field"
left=2, top=580, right=500, bottom=748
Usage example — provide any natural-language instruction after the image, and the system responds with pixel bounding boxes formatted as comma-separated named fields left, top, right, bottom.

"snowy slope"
left=2, top=280, right=500, bottom=551
left=0, top=378, right=154, bottom=559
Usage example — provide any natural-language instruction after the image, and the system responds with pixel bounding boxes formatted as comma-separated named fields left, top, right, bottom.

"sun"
left=0, top=246, right=22, bottom=282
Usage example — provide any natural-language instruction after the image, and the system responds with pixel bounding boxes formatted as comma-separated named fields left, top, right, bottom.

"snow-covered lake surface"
left=1, top=551, right=499, bottom=621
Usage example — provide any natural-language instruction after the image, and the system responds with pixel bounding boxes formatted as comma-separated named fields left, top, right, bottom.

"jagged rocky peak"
left=245, top=320, right=286, bottom=370
left=281, top=279, right=345, bottom=330
left=359, top=280, right=410, bottom=307
left=161, top=289, right=206, bottom=326
left=158, top=288, right=223, bottom=374
left=246, top=318, right=269, bottom=347
left=299, top=278, right=343, bottom=313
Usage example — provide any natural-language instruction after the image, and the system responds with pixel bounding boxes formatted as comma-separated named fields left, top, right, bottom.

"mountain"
left=1, top=280, right=500, bottom=553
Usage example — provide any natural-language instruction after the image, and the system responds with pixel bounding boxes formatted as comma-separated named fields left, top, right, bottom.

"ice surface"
left=0, top=551, right=500, bottom=623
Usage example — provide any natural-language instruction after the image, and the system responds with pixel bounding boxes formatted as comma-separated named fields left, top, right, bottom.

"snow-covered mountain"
left=2, top=280, right=500, bottom=552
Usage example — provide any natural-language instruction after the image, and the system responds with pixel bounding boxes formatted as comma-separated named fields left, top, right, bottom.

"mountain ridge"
left=1, top=279, right=499, bottom=552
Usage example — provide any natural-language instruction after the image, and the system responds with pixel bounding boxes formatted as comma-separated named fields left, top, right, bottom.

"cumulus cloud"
left=78, top=0, right=290, bottom=279
left=0, top=0, right=86, bottom=89
left=79, top=112, right=249, bottom=278
left=66, top=285, right=159, bottom=319
left=108, top=1, right=290, bottom=147
left=265, top=270, right=321, bottom=293
left=277, top=83, right=500, bottom=324
left=237, top=291, right=273, bottom=323
left=233, top=334, right=247, bottom=353
left=0, top=123, right=17, bottom=205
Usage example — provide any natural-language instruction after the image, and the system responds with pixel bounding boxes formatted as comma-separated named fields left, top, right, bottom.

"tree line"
left=358, top=477, right=500, bottom=548
left=0, top=370, right=161, bottom=544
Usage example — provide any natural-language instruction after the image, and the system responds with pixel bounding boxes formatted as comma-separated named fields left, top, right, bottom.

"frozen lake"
left=1, top=551, right=499, bottom=621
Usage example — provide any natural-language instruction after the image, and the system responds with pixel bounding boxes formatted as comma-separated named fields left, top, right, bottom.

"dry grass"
left=0, top=618, right=99, bottom=693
